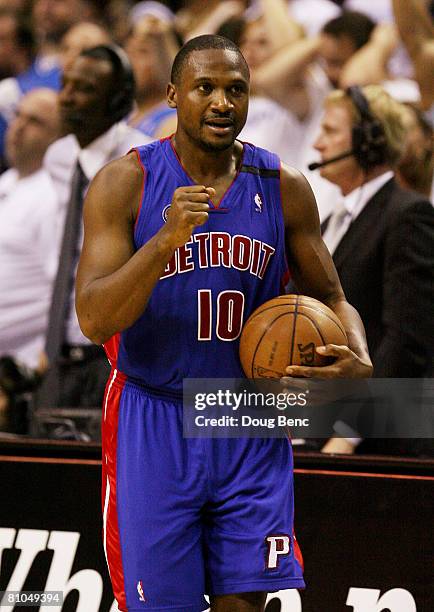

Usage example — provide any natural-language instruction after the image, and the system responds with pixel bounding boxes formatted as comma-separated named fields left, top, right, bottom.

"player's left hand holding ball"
left=285, top=344, right=373, bottom=379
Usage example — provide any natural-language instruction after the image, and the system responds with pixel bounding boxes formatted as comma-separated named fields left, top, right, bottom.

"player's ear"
left=167, top=83, right=177, bottom=108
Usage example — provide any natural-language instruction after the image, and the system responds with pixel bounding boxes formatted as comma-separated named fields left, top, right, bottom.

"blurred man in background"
left=125, top=10, right=178, bottom=138
left=397, top=103, right=433, bottom=197
left=0, top=88, right=60, bottom=434
left=37, top=45, right=149, bottom=409
left=0, top=88, right=60, bottom=371
left=314, top=85, right=434, bottom=455
left=316, top=85, right=434, bottom=378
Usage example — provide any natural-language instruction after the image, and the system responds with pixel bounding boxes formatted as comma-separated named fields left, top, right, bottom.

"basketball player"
left=76, top=35, right=372, bottom=612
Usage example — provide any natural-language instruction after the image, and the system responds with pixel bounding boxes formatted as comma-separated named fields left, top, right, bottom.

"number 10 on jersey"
left=198, top=290, right=245, bottom=341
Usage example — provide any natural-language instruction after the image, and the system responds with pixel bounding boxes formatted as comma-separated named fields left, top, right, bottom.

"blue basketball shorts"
left=102, top=370, right=305, bottom=612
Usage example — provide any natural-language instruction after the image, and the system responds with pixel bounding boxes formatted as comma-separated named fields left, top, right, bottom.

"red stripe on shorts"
left=103, top=332, right=121, bottom=369
left=293, top=531, right=304, bottom=571
left=102, top=369, right=127, bottom=611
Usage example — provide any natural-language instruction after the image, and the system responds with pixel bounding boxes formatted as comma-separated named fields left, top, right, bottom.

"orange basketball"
left=239, top=294, right=348, bottom=379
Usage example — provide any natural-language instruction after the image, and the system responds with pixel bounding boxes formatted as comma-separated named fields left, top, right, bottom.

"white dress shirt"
left=0, top=168, right=60, bottom=367
left=44, top=121, right=151, bottom=346
left=322, top=171, right=394, bottom=255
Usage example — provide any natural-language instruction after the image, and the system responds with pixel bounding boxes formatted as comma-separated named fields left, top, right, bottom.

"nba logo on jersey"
left=137, top=580, right=146, bottom=602
left=254, top=193, right=263, bottom=213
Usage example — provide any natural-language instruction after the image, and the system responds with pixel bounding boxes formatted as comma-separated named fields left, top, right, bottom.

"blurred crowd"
left=0, top=0, right=433, bottom=452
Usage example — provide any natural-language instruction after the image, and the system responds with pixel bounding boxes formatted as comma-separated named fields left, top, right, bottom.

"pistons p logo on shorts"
left=265, top=534, right=291, bottom=569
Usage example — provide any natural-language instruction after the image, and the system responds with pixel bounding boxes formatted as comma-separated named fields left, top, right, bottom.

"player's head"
left=314, top=85, right=407, bottom=189
left=320, top=11, right=375, bottom=88
left=59, top=43, right=135, bottom=146
left=168, top=35, right=250, bottom=152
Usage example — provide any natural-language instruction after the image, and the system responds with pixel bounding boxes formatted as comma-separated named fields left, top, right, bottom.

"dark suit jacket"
left=323, top=178, right=434, bottom=378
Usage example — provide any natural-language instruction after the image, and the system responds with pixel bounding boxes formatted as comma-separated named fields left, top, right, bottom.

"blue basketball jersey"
left=107, top=138, right=288, bottom=396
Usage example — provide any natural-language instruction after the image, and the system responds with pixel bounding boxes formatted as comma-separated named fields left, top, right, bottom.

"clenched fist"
left=161, top=185, right=215, bottom=249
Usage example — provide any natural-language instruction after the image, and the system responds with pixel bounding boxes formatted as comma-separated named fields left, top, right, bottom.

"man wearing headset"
left=38, top=45, right=150, bottom=409
left=313, top=85, right=434, bottom=454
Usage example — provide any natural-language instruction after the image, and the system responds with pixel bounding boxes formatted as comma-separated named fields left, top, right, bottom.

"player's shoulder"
left=128, top=136, right=173, bottom=174
left=93, top=149, right=144, bottom=192
left=280, top=162, right=315, bottom=196
left=279, top=163, right=320, bottom=229
left=84, top=151, right=145, bottom=222
left=240, top=140, right=280, bottom=171
left=133, top=135, right=167, bottom=156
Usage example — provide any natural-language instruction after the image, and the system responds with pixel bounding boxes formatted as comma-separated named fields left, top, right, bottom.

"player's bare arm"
left=281, top=163, right=372, bottom=378
left=76, top=151, right=212, bottom=345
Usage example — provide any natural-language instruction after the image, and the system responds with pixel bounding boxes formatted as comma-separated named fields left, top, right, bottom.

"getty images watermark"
left=183, top=378, right=434, bottom=439
left=194, top=388, right=310, bottom=430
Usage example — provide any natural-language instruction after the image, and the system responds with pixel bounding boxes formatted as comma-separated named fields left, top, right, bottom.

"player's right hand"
left=161, top=185, right=214, bottom=249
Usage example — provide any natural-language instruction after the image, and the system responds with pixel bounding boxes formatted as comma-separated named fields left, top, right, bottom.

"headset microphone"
left=308, top=150, right=354, bottom=171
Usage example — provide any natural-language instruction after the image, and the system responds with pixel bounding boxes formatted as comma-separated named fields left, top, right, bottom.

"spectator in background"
left=0, top=16, right=112, bottom=173
left=397, top=103, right=433, bottom=198
left=0, top=10, right=36, bottom=170
left=0, top=89, right=60, bottom=369
left=125, top=9, right=178, bottom=138
left=232, top=8, right=381, bottom=219
left=392, top=0, right=434, bottom=112
left=319, top=11, right=376, bottom=88
left=222, top=7, right=304, bottom=166
left=175, top=0, right=246, bottom=41
left=32, top=0, right=105, bottom=59
left=0, top=0, right=30, bottom=12
left=0, top=8, right=34, bottom=80
left=59, top=21, right=112, bottom=71
left=315, top=85, right=434, bottom=377
left=37, top=45, right=149, bottom=409
left=343, top=0, right=394, bottom=22
left=247, top=0, right=341, bottom=37
left=17, top=0, right=106, bottom=92
left=314, top=86, right=434, bottom=455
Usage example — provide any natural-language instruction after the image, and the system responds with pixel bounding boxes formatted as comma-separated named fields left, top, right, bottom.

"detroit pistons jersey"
left=105, top=137, right=288, bottom=395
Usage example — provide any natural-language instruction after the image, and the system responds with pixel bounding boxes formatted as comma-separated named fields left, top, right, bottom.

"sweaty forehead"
left=183, top=48, right=249, bottom=82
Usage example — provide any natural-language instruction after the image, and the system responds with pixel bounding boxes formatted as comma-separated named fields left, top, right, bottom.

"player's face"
left=314, top=102, right=359, bottom=187
left=168, top=49, right=249, bottom=152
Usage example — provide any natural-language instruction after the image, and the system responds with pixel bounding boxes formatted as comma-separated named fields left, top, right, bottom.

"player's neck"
left=171, top=133, right=242, bottom=184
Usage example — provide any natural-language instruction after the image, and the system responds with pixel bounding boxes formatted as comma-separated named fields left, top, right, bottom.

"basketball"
left=239, top=294, right=348, bottom=379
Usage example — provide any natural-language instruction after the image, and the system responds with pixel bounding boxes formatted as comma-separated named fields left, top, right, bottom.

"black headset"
left=347, top=86, right=388, bottom=170
left=82, top=44, right=136, bottom=122
left=105, top=44, right=136, bottom=122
